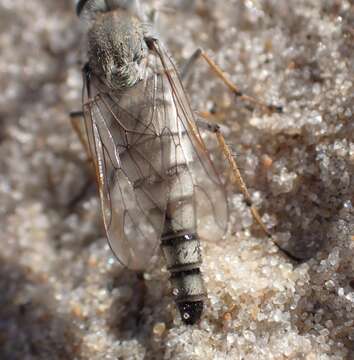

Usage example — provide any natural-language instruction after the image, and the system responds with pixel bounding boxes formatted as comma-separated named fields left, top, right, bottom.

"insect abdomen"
left=161, top=232, right=206, bottom=324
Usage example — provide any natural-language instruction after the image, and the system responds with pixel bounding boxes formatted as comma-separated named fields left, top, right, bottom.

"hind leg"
left=181, top=50, right=300, bottom=261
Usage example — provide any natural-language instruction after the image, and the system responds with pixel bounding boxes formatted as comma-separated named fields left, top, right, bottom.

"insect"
left=73, top=0, right=287, bottom=325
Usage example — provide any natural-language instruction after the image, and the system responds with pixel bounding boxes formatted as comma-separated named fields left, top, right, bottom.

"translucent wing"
left=82, top=39, right=229, bottom=271
left=148, top=39, right=230, bottom=242
left=82, top=63, right=171, bottom=271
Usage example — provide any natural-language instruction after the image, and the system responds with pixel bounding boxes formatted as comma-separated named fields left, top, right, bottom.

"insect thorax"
left=87, top=10, right=148, bottom=89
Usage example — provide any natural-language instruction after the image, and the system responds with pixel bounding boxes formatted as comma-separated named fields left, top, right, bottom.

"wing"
left=82, top=39, right=229, bottom=271
left=82, top=63, right=171, bottom=271
left=149, top=39, right=230, bottom=241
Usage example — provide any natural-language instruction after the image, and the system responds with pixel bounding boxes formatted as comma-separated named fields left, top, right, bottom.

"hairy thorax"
left=87, top=10, right=148, bottom=89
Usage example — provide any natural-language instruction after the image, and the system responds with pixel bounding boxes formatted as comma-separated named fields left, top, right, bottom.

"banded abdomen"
left=161, top=229, right=205, bottom=324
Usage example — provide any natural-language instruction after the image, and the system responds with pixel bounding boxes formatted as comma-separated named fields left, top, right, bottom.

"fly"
left=73, top=0, right=291, bottom=325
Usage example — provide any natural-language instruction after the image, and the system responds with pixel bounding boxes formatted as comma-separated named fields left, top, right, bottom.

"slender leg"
left=147, top=4, right=176, bottom=25
left=63, top=111, right=96, bottom=211
left=184, top=53, right=299, bottom=260
left=213, top=128, right=271, bottom=236
left=191, top=112, right=271, bottom=237
left=180, top=48, right=203, bottom=81
left=217, top=134, right=301, bottom=261
left=70, top=110, right=92, bottom=163
left=194, top=115, right=231, bottom=137
left=181, top=48, right=283, bottom=114
left=211, top=127, right=301, bottom=261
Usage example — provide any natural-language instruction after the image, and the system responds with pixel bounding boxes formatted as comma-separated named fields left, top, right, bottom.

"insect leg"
left=64, top=111, right=96, bottom=211
left=194, top=115, right=231, bottom=137
left=213, top=127, right=271, bottom=236
left=211, top=127, right=302, bottom=261
left=147, top=3, right=177, bottom=24
left=181, top=48, right=282, bottom=114
left=180, top=48, right=203, bottom=81
left=69, top=110, right=92, bottom=163
left=183, top=51, right=299, bottom=260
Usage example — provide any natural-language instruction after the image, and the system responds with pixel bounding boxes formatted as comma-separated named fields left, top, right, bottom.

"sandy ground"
left=0, top=0, right=354, bottom=359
